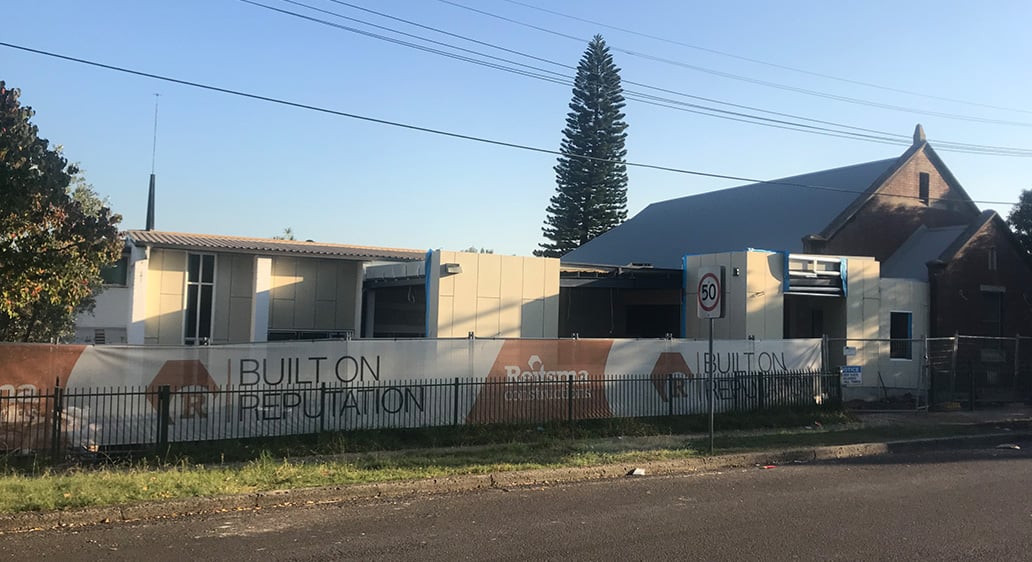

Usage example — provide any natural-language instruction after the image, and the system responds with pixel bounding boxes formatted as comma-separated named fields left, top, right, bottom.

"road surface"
left=4, top=445, right=1032, bottom=561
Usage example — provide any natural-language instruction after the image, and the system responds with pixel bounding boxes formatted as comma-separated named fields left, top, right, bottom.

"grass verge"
left=0, top=408, right=1016, bottom=515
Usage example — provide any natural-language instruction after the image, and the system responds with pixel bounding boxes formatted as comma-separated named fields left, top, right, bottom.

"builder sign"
left=0, top=338, right=822, bottom=448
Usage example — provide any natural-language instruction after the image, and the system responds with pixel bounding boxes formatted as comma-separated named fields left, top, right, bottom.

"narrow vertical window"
left=918, top=172, right=930, bottom=205
left=890, top=311, right=912, bottom=360
left=185, top=253, right=215, bottom=345
left=982, top=291, right=1003, bottom=337
left=988, top=247, right=998, bottom=271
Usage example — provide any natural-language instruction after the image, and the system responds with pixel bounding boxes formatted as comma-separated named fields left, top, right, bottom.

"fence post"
left=50, top=385, right=64, bottom=462
left=757, top=370, right=766, bottom=411
left=968, top=361, right=976, bottom=412
left=567, top=374, right=574, bottom=424
left=157, top=384, right=171, bottom=450
left=453, top=377, right=460, bottom=427
left=667, top=374, right=674, bottom=417
left=949, top=332, right=960, bottom=405
left=319, top=382, right=327, bottom=433
left=1014, top=334, right=1021, bottom=400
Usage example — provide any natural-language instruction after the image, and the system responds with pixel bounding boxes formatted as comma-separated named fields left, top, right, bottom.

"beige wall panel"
left=270, top=258, right=297, bottom=300
left=158, top=294, right=184, bottom=345
left=228, top=296, right=253, bottom=342
left=145, top=251, right=163, bottom=341
left=498, top=297, right=522, bottom=337
left=477, top=254, right=502, bottom=298
left=499, top=258, right=524, bottom=337
left=437, top=251, right=456, bottom=297
left=316, top=261, right=338, bottom=302
left=230, top=256, right=253, bottom=298
left=213, top=258, right=232, bottom=343
left=539, top=258, right=560, bottom=338
left=146, top=250, right=187, bottom=345
left=476, top=297, right=501, bottom=337
left=450, top=294, right=477, bottom=338
left=521, top=258, right=546, bottom=299
left=541, top=292, right=559, bottom=338
left=314, top=302, right=337, bottom=331
left=293, top=260, right=317, bottom=329
left=158, top=250, right=186, bottom=296
left=521, top=298, right=545, bottom=336
left=746, top=252, right=777, bottom=340
left=437, top=295, right=455, bottom=337
left=270, top=298, right=295, bottom=330
left=336, top=261, right=360, bottom=331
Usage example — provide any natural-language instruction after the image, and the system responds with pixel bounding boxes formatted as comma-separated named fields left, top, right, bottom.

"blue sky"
left=3, top=0, right=1030, bottom=256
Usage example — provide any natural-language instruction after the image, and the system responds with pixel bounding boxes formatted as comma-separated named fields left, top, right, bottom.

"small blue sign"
left=840, top=365, right=862, bottom=386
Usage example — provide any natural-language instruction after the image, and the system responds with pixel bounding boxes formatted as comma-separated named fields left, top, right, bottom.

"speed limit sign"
left=697, top=266, right=725, bottom=319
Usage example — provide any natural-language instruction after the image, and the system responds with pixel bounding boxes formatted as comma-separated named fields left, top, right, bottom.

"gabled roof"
left=881, top=225, right=967, bottom=281
left=126, top=230, right=425, bottom=262
left=818, top=142, right=980, bottom=240
left=562, top=158, right=898, bottom=269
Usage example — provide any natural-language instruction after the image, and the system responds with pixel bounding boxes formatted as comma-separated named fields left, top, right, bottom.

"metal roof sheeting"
left=127, top=230, right=425, bottom=262
left=562, top=158, right=899, bottom=269
left=881, top=225, right=967, bottom=281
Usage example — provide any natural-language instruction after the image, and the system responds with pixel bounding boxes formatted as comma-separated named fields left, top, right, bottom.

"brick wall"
left=816, top=149, right=979, bottom=261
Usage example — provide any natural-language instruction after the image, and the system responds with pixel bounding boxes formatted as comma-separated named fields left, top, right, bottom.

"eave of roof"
left=126, top=230, right=425, bottom=262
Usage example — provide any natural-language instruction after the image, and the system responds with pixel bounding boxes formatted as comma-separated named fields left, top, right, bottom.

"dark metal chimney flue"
left=146, top=173, right=155, bottom=231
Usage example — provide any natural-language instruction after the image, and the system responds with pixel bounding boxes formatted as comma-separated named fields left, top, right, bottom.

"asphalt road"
left=4, top=444, right=1032, bottom=561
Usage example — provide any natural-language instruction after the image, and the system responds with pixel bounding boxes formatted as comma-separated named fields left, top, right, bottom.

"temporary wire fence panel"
left=0, top=370, right=840, bottom=454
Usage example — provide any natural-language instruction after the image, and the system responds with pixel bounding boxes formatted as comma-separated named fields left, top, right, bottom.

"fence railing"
left=0, top=370, right=840, bottom=456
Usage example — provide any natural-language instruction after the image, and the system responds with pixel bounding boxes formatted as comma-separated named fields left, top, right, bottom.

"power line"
left=251, top=0, right=1031, bottom=157
left=498, top=0, right=1032, bottom=116
left=438, top=0, right=1032, bottom=128
left=0, top=41, right=1019, bottom=208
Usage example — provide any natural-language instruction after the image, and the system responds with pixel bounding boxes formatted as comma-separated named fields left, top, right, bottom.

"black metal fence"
left=0, top=370, right=840, bottom=456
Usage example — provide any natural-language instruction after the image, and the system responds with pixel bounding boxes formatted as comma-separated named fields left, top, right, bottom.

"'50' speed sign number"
left=697, top=266, right=724, bottom=319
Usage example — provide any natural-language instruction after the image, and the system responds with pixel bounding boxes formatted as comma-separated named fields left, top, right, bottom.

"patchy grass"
left=0, top=408, right=1008, bottom=515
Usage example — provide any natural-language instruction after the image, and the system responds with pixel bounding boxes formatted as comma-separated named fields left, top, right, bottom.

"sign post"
left=697, top=266, right=725, bottom=454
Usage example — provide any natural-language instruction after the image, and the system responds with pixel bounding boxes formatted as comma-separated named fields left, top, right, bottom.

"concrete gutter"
left=2, top=431, right=1027, bottom=534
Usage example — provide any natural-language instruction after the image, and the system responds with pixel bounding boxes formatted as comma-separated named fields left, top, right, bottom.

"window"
left=889, top=311, right=912, bottom=360
left=918, top=172, right=930, bottom=204
left=982, top=290, right=1003, bottom=337
left=100, top=256, right=129, bottom=286
left=988, top=247, right=998, bottom=271
left=184, top=253, right=215, bottom=345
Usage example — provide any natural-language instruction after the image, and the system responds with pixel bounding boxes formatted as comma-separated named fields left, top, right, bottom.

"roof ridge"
left=126, top=229, right=424, bottom=254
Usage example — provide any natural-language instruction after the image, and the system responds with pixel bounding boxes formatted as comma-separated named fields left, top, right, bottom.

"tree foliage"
left=536, top=35, right=629, bottom=258
left=273, top=227, right=296, bottom=240
left=1008, top=188, right=1032, bottom=255
left=0, top=81, right=123, bottom=342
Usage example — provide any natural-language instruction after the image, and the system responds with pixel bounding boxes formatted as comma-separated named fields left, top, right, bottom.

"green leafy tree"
left=273, top=227, right=296, bottom=240
left=1008, top=188, right=1032, bottom=255
left=536, top=35, right=629, bottom=258
left=0, top=81, right=123, bottom=342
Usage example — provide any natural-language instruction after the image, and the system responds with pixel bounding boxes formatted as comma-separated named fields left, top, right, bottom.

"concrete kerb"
left=3, top=431, right=1028, bottom=534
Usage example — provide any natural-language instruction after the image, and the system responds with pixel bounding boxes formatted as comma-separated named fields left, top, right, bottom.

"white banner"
left=0, top=339, right=824, bottom=450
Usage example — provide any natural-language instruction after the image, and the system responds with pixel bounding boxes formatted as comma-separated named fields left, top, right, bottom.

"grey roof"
left=881, top=225, right=967, bottom=281
left=127, top=230, right=425, bottom=262
left=562, top=158, right=899, bottom=269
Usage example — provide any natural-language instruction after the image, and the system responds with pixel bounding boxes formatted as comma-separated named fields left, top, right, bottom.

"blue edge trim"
left=424, top=249, right=433, bottom=337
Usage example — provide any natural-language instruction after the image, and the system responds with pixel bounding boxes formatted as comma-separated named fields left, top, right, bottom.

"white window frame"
left=184, top=253, right=217, bottom=345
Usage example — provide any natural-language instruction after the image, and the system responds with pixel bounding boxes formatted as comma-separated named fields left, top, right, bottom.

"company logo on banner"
left=650, top=352, right=695, bottom=402
left=146, top=360, right=219, bottom=421
left=0, top=344, right=87, bottom=395
left=466, top=340, right=614, bottom=423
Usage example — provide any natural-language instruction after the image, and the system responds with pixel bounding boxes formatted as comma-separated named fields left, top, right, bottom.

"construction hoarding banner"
left=0, top=339, right=822, bottom=449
